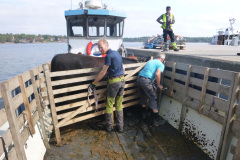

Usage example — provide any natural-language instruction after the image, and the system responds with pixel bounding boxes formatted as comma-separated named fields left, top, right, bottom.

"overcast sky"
left=0, top=0, right=240, bottom=37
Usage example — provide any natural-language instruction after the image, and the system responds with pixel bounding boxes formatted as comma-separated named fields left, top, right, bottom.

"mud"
left=44, top=106, right=212, bottom=160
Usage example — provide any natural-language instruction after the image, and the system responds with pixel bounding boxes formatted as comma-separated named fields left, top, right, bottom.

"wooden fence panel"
left=44, top=62, right=147, bottom=145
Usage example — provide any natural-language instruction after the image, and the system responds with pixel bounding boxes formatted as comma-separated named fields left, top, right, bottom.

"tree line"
left=0, top=33, right=67, bottom=43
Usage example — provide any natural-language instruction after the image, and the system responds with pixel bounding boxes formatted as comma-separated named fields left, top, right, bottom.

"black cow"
left=51, top=53, right=139, bottom=72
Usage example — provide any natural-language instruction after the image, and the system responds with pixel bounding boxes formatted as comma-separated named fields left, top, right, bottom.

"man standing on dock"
left=88, top=39, right=125, bottom=133
left=157, top=6, right=179, bottom=52
left=137, top=53, right=165, bottom=126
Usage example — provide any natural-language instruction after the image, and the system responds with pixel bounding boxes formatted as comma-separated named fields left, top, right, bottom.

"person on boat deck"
left=88, top=39, right=125, bottom=133
left=157, top=6, right=179, bottom=52
left=137, top=53, right=165, bottom=126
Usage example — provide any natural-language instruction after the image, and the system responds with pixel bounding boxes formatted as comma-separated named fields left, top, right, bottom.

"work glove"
left=88, top=83, right=96, bottom=93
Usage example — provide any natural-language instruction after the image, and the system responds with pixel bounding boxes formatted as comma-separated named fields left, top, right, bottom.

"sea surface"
left=0, top=42, right=208, bottom=83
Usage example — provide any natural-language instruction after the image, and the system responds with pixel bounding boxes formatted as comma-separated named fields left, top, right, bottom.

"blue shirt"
left=104, top=49, right=124, bottom=78
left=139, top=59, right=165, bottom=81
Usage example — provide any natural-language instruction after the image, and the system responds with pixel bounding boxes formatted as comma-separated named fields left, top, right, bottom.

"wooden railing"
left=0, top=65, right=50, bottom=160
left=162, top=61, right=240, bottom=160
left=43, top=62, right=147, bottom=145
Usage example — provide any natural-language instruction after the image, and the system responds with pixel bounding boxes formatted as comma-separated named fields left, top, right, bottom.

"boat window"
left=68, top=17, right=86, bottom=37
left=88, top=17, right=105, bottom=37
left=107, top=18, right=124, bottom=37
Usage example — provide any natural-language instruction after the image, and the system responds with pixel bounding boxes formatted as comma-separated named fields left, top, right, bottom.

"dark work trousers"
left=137, top=76, right=158, bottom=110
left=163, top=29, right=175, bottom=43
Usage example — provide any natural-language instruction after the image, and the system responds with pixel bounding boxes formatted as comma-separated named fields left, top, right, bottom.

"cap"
left=166, top=6, right=171, bottom=10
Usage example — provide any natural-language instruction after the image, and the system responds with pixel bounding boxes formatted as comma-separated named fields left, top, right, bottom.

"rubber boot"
left=172, top=42, right=179, bottom=51
left=163, top=43, right=169, bottom=52
left=105, top=113, right=113, bottom=132
left=116, top=110, right=124, bottom=133
left=152, top=112, right=161, bottom=127
left=141, top=107, right=147, bottom=120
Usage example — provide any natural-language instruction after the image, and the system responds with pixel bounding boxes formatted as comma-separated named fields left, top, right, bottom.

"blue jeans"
left=137, top=76, right=158, bottom=110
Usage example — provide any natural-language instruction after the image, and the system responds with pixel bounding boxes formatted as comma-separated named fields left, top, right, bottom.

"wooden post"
left=179, top=65, right=192, bottom=131
left=30, top=69, right=50, bottom=149
left=0, top=82, right=27, bottom=160
left=198, top=68, right=209, bottom=114
left=219, top=73, right=240, bottom=160
left=170, top=63, right=176, bottom=97
left=233, top=138, right=240, bottom=160
left=18, top=75, right=35, bottom=134
left=43, top=64, right=62, bottom=146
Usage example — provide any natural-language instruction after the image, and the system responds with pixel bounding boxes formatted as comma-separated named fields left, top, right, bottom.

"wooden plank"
left=219, top=73, right=239, bottom=160
left=18, top=76, right=35, bottom=134
left=55, top=62, right=147, bottom=130
left=232, top=120, right=240, bottom=133
left=17, top=113, right=25, bottom=129
left=189, top=77, right=203, bottom=88
left=8, top=147, right=17, bottom=160
left=204, top=94, right=229, bottom=113
left=179, top=65, right=192, bottom=131
left=26, top=85, right=34, bottom=98
left=57, top=94, right=139, bottom=120
left=0, top=82, right=27, bottom=160
left=207, top=81, right=231, bottom=96
left=124, top=62, right=145, bottom=69
left=188, top=88, right=201, bottom=101
left=164, top=61, right=174, bottom=68
left=0, top=108, right=7, bottom=127
left=0, top=89, right=2, bottom=98
left=12, top=93, right=23, bottom=110
left=174, top=72, right=187, bottom=82
left=0, top=129, right=13, bottom=157
left=173, top=82, right=185, bottom=94
left=7, top=76, right=19, bottom=91
left=170, top=63, right=176, bottom=96
left=30, top=68, right=50, bottom=149
left=21, top=71, right=31, bottom=83
left=191, top=65, right=206, bottom=75
left=198, top=68, right=209, bottom=114
left=209, top=68, right=234, bottom=80
left=176, top=63, right=189, bottom=71
left=164, top=70, right=172, bottom=78
left=50, top=67, right=102, bottom=77
left=51, top=75, right=99, bottom=86
left=29, top=99, right=37, bottom=113
left=43, top=64, right=62, bottom=146
left=62, top=100, right=140, bottom=127
left=33, top=111, right=39, bottom=126
left=233, top=138, right=240, bottom=160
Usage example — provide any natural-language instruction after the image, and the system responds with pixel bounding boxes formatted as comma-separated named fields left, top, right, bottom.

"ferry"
left=65, top=0, right=127, bottom=56
left=212, top=18, right=240, bottom=46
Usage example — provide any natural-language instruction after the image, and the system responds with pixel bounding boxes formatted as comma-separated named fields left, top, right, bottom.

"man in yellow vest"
left=157, top=6, right=179, bottom=51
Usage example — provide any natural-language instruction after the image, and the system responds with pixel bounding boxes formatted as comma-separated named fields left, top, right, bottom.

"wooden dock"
left=127, top=45, right=240, bottom=72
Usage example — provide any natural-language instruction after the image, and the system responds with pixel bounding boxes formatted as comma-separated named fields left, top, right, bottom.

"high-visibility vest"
left=161, top=13, right=173, bottom=29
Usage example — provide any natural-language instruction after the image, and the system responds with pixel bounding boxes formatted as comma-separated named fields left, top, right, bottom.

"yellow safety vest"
left=161, top=13, right=173, bottom=30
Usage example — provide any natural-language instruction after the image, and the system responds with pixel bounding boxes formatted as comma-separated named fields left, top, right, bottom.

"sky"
left=0, top=0, right=240, bottom=37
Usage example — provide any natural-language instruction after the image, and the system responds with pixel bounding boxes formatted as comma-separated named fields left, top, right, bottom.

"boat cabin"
left=65, top=0, right=126, bottom=56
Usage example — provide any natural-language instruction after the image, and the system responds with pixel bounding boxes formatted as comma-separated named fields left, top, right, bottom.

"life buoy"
left=86, top=41, right=106, bottom=57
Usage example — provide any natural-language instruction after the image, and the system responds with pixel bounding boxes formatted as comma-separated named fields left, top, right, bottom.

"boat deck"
left=127, top=44, right=240, bottom=72
left=44, top=107, right=211, bottom=160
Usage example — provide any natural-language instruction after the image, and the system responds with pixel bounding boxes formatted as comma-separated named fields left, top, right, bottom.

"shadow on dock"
left=44, top=106, right=212, bottom=160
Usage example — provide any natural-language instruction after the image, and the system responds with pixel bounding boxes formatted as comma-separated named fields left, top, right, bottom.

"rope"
left=0, top=137, right=8, bottom=160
